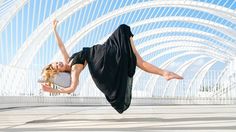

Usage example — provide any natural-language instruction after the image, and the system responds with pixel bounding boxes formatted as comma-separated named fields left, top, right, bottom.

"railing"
left=0, top=64, right=235, bottom=105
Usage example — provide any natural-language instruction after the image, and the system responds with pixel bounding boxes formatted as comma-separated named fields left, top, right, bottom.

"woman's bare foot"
left=163, top=71, right=183, bottom=81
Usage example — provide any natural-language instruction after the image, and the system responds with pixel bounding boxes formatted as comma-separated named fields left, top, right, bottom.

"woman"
left=41, top=19, right=183, bottom=113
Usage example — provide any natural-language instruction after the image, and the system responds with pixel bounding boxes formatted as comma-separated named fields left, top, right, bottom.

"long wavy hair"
left=41, top=63, right=59, bottom=81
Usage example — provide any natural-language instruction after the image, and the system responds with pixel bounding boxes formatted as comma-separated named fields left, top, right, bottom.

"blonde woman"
left=41, top=19, right=183, bottom=113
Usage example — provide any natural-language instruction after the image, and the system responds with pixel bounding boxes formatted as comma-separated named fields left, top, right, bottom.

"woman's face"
left=51, top=61, right=66, bottom=72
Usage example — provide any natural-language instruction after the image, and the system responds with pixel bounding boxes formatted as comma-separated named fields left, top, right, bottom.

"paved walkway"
left=0, top=105, right=236, bottom=132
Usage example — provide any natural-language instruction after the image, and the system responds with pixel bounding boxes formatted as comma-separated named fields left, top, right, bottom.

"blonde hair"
left=41, top=63, right=59, bottom=81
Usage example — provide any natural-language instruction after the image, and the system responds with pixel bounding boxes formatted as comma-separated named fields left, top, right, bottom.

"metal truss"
left=9, top=0, right=94, bottom=67
left=9, top=0, right=236, bottom=68
left=185, top=59, right=217, bottom=97
left=2, top=0, right=235, bottom=98
left=144, top=53, right=208, bottom=97
left=0, top=0, right=28, bottom=32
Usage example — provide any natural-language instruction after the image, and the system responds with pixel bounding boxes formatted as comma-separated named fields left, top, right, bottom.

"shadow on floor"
left=26, top=116, right=236, bottom=124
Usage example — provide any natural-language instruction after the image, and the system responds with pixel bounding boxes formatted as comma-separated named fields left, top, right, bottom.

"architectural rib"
left=10, top=0, right=235, bottom=68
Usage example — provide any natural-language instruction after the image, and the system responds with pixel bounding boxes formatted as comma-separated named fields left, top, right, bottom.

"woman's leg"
left=129, top=37, right=183, bottom=81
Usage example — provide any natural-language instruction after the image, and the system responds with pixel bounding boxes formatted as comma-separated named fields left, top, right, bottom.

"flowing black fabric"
left=69, top=51, right=86, bottom=66
left=83, top=24, right=137, bottom=113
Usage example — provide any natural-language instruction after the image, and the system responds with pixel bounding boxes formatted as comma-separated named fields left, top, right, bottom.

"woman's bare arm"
left=53, top=19, right=70, bottom=63
left=129, top=37, right=183, bottom=80
left=42, top=64, right=84, bottom=94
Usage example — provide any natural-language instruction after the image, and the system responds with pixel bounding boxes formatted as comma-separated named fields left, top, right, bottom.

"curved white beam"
left=140, top=42, right=227, bottom=62
left=82, top=39, right=225, bottom=97
left=185, top=59, right=217, bottom=97
left=141, top=44, right=226, bottom=61
left=98, top=16, right=235, bottom=44
left=11, top=0, right=236, bottom=68
left=144, top=53, right=207, bottom=97
left=212, top=67, right=232, bottom=97
left=96, top=31, right=227, bottom=93
left=137, top=36, right=233, bottom=57
left=150, top=55, right=215, bottom=97
left=211, top=67, right=228, bottom=96
left=82, top=40, right=225, bottom=97
left=9, top=0, right=94, bottom=67
left=134, top=28, right=236, bottom=50
left=136, top=37, right=232, bottom=56
left=178, top=59, right=217, bottom=97
left=166, top=0, right=236, bottom=23
left=132, top=39, right=227, bottom=83
left=132, top=44, right=227, bottom=88
left=131, top=41, right=227, bottom=87
left=133, top=46, right=226, bottom=89
left=58, top=1, right=235, bottom=61
left=162, top=56, right=213, bottom=97
left=53, top=27, right=234, bottom=61
left=0, top=0, right=28, bottom=32
left=131, top=17, right=235, bottom=38
left=1, top=0, right=95, bottom=97
left=197, top=60, right=220, bottom=96
left=97, top=29, right=235, bottom=57
left=61, top=9, right=236, bottom=58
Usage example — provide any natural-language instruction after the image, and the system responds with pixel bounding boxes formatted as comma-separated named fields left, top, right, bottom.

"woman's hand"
left=52, top=19, right=58, bottom=30
left=41, top=83, right=55, bottom=93
left=163, top=70, right=183, bottom=81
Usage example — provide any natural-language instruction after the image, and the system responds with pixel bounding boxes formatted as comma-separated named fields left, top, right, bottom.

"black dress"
left=70, top=24, right=137, bottom=114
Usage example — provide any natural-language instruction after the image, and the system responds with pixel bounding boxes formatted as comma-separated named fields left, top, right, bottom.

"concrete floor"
left=0, top=105, right=236, bottom=132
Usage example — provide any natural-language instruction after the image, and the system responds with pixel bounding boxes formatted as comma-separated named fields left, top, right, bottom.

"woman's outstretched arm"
left=129, top=37, right=183, bottom=80
left=52, top=19, right=70, bottom=63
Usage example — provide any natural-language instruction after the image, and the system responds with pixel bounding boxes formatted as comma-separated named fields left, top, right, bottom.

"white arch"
left=185, top=59, right=217, bottom=97
left=98, top=16, right=236, bottom=44
left=81, top=42, right=225, bottom=97
left=0, top=0, right=28, bottom=32
left=9, top=0, right=94, bottom=66
left=182, top=59, right=217, bottom=97
left=134, top=28, right=236, bottom=49
left=136, top=37, right=232, bottom=56
left=134, top=42, right=227, bottom=95
left=161, top=56, right=214, bottom=97
left=144, top=53, right=207, bottom=97
left=53, top=27, right=234, bottom=61
left=131, top=17, right=235, bottom=37
left=150, top=56, right=216, bottom=97
left=59, top=1, right=236, bottom=59
left=56, top=33, right=231, bottom=94
left=179, top=59, right=217, bottom=97
left=211, top=67, right=233, bottom=97
left=133, top=44, right=227, bottom=90
left=211, top=67, right=228, bottom=96
left=81, top=39, right=224, bottom=97
left=138, top=36, right=233, bottom=57
left=10, top=0, right=236, bottom=68
left=0, top=0, right=95, bottom=97
left=98, top=28, right=235, bottom=55
left=140, top=43, right=226, bottom=61
left=133, top=44, right=227, bottom=89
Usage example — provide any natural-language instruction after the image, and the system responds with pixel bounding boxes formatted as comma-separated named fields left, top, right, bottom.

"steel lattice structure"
left=0, top=0, right=235, bottom=100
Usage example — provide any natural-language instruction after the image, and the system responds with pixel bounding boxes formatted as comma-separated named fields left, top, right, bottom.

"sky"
left=0, top=0, right=236, bottom=96
left=1, top=0, right=235, bottom=67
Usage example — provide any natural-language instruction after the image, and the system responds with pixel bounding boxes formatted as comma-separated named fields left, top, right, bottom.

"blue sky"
left=0, top=0, right=235, bottom=80
left=0, top=0, right=236, bottom=96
